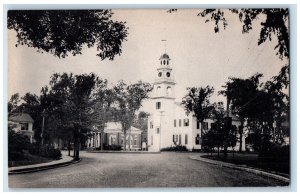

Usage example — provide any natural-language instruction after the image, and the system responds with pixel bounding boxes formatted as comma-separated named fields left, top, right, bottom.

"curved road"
left=9, top=151, right=288, bottom=188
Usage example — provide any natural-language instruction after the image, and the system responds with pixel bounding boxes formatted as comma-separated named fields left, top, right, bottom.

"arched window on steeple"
left=167, top=86, right=172, bottom=96
left=157, top=86, right=162, bottom=96
left=163, top=60, right=166, bottom=65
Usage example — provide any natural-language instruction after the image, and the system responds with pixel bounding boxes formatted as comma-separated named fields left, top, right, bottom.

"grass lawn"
left=201, top=152, right=289, bottom=176
left=8, top=152, right=54, bottom=167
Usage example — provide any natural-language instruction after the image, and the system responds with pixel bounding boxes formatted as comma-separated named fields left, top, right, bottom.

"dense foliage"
left=160, top=145, right=188, bottom=152
left=182, top=86, right=214, bottom=139
left=8, top=10, right=128, bottom=60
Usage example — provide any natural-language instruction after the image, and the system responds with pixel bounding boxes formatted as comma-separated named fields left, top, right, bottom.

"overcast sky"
left=8, top=9, right=288, bottom=113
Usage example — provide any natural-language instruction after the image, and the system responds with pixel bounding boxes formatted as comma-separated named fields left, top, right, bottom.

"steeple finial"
left=161, top=39, right=167, bottom=53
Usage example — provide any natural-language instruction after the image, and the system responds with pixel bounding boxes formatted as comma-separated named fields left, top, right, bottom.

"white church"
left=147, top=53, right=245, bottom=152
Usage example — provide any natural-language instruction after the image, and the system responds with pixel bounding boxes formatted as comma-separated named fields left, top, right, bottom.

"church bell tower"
left=149, top=52, right=177, bottom=151
left=152, top=53, right=176, bottom=102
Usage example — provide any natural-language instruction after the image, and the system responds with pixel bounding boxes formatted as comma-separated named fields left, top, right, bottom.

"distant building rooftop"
left=105, top=122, right=142, bottom=133
left=9, top=113, right=34, bottom=123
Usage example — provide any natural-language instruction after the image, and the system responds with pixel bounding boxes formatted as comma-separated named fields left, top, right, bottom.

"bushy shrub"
left=8, top=129, right=62, bottom=161
left=258, top=144, right=290, bottom=173
left=104, top=144, right=122, bottom=151
left=29, top=144, right=62, bottom=159
left=8, top=130, right=31, bottom=161
left=160, top=145, right=188, bottom=152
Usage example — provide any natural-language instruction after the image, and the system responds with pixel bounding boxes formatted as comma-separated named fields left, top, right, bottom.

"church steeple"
left=159, top=53, right=170, bottom=66
left=153, top=53, right=176, bottom=100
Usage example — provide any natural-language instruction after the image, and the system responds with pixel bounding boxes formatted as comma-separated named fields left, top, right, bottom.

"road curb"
left=8, top=158, right=81, bottom=175
left=87, top=150, right=161, bottom=154
left=189, top=155, right=290, bottom=184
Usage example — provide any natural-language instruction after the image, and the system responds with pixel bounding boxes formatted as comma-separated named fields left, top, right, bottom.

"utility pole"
left=41, top=109, right=46, bottom=145
left=224, top=85, right=232, bottom=160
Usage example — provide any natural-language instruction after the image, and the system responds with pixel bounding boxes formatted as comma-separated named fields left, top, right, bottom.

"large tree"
left=44, top=73, right=99, bottom=160
left=8, top=10, right=128, bottom=60
left=8, top=93, right=20, bottom=114
left=182, top=86, right=215, bottom=146
left=114, top=81, right=152, bottom=151
left=91, top=80, right=115, bottom=151
left=203, top=102, right=237, bottom=159
left=220, top=73, right=263, bottom=152
left=20, top=93, right=44, bottom=143
left=246, top=67, right=289, bottom=150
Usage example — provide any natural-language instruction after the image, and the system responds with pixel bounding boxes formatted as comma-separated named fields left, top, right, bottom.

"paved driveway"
left=8, top=151, right=288, bottom=188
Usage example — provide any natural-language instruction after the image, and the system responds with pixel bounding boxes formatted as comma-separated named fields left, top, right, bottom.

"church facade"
left=147, top=53, right=245, bottom=152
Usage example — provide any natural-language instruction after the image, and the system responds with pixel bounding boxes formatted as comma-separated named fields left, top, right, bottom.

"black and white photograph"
left=6, top=7, right=292, bottom=189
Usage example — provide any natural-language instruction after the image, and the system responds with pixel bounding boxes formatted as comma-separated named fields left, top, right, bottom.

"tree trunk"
left=75, top=113, right=82, bottom=160
left=100, top=128, right=104, bottom=151
left=123, top=130, right=127, bottom=151
left=239, top=119, right=245, bottom=152
left=73, top=145, right=76, bottom=157
left=128, top=131, right=131, bottom=151
left=200, top=121, right=204, bottom=150
left=68, top=140, right=71, bottom=156
left=74, top=136, right=80, bottom=160
left=223, top=142, right=228, bottom=160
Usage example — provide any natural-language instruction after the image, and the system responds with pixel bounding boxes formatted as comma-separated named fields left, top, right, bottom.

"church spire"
left=162, top=39, right=167, bottom=53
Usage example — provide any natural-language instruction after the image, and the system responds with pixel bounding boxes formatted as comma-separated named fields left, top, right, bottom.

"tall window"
left=174, top=135, right=178, bottom=143
left=197, top=121, right=200, bottom=129
left=156, top=127, right=160, bottom=134
left=211, top=123, right=216, bottom=130
left=157, top=86, right=161, bottom=96
left=195, top=134, right=200, bottom=145
left=179, top=135, right=182, bottom=145
left=167, top=86, right=172, bottom=96
left=203, top=122, right=208, bottom=130
left=156, top=102, right=161, bottom=109
left=150, top=121, right=153, bottom=129
left=179, top=119, right=182, bottom=127
left=184, top=118, right=189, bottom=127
left=20, top=123, right=29, bottom=130
left=174, top=119, right=176, bottom=127
left=185, top=134, right=188, bottom=145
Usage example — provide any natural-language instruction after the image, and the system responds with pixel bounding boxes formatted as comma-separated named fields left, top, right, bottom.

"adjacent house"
left=8, top=113, right=35, bottom=143
left=87, top=122, right=143, bottom=150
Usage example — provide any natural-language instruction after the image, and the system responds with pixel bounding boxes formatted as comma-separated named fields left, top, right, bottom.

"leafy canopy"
left=182, top=86, right=214, bottom=123
left=8, top=10, right=128, bottom=60
left=199, top=9, right=289, bottom=60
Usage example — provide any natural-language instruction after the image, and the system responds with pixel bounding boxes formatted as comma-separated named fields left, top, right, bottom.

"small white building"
left=87, top=122, right=143, bottom=150
left=147, top=53, right=245, bottom=152
left=8, top=113, right=35, bottom=143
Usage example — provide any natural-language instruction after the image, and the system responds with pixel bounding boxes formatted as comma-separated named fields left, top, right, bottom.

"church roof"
left=104, top=122, right=142, bottom=133
left=159, top=53, right=170, bottom=60
left=9, top=113, right=34, bottom=123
